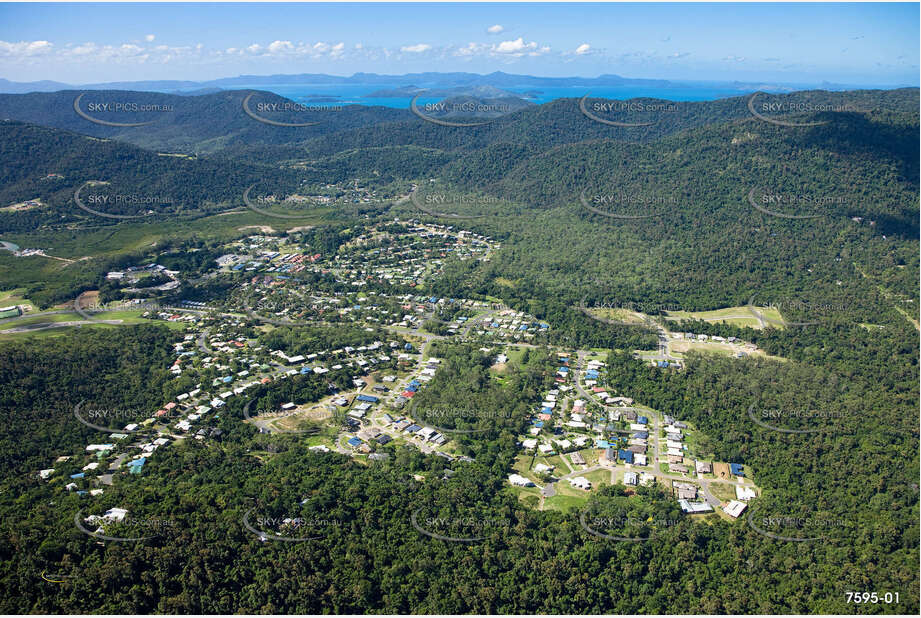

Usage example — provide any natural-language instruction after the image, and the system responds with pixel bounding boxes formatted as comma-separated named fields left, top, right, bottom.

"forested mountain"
left=296, top=89, right=920, bottom=156
left=1, top=88, right=915, bottom=159
left=0, top=89, right=410, bottom=153
left=431, top=107, right=919, bottom=313
left=0, top=120, right=301, bottom=226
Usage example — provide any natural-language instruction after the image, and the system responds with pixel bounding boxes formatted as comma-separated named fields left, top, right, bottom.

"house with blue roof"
left=70, top=472, right=85, bottom=479
left=356, top=394, right=379, bottom=403
left=128, top=458, right=146, bottom=475
left=638, top=416, right=648, bottom=425
left=346, top=437, right=363, bottom=448
left=730, top=463, right=745, bottom=476
left=618, top=449, right=634, bottom=464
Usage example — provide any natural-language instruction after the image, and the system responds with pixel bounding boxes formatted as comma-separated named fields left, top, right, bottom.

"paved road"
left=196, top=328, right=212, bottom=354
left=461, top=308, right=500, bottom=337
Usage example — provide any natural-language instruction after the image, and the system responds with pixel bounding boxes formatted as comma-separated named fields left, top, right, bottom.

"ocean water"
left=226, top=82, right=781, bottom=109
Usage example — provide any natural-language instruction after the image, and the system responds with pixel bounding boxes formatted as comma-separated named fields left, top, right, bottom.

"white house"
left=735, top=486, right=757, bottom=501
left=723, top=500, right=748, bottom=518
left=509, top=473, right=535, bottom=487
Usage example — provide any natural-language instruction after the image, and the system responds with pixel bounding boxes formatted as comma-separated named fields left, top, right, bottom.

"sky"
left=0, top=2, right=917, bottom=86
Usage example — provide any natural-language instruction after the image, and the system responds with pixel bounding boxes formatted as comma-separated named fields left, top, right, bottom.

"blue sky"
left=0, top=2, right=917, bottom=86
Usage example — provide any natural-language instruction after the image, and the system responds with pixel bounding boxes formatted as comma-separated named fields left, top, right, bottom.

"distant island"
left=0, top=71, right=872, bottom=95
left=363, top=84, right=527, bottom=99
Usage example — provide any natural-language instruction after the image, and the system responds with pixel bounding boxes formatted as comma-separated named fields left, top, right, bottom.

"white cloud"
left=487, top=24, right=504, bottom=34
left=145, top=34, right=155, bottom=42
left=69, top=43, right=97, bottom=56
left=492, top=37, right=546, bottom=57
left=494, top=37, right=533, bottom=54
left=452, top=38, right=549, bottom=60
left=267, top=40, right=294, bottom=53
left=455, top=42, right=488, bottom=57
left=400, top=43, right=431, bottom=53
left=575, top=43, right=591, bottom=55
left=0, top=40, right=54, bottom=57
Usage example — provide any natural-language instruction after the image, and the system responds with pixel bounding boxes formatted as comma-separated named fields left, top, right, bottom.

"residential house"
left=723, top=500, right=748, bottom=519
left=509, top=474, right=535, bottom=487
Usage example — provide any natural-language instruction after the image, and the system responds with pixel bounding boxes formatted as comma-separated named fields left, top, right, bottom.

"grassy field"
left=584, top=348, right=610, bottom=361
left=272, top=407, right=334, bottom=432
left=512, top=454, right=541, bottom=485
left=585, top=307, right=648, bottom=325
left=0, top=288, right=36, bottom=312
left=504, top=346, right=527, bottom=365
left=537, top=454, right=567, bottom=472
left=3, top=209, right=340, bottom=261
left=709, top=482, right=738, bottom=503
left=573, top=447, right=600, bottom=467
left=668, top=339, right=766, bottom=359
left=582, top=468, right=613, bottom=488
left=541, top=493, right=587, bottom=512
left=665, top=305, right=785, bottom=329
left=518, top=492, right=540, bottom=509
